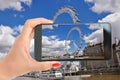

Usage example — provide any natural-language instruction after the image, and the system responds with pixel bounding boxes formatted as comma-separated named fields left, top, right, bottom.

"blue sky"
left=1, top=0, right=120, bottom=59
left=0, top=0, right=109, bottom=27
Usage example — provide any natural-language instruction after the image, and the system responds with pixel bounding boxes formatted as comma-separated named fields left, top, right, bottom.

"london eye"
left=65, top=27, right=84, bottom=55
left=53, top=5, right=82, bottom=71
left=53, top=6, right=80, bottom=23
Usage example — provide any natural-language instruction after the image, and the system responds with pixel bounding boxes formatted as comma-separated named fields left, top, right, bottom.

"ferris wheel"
left=53, top=6, right=80, bottom=23
left=65, top=27, right=84, bottom=54
left=53, top=6, right=84, bottom=54
left=53, top=6, right=83, bottom=69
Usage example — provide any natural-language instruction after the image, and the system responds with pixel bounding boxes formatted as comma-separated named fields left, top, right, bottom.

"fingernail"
left=52, top=63, right=61, bottom=67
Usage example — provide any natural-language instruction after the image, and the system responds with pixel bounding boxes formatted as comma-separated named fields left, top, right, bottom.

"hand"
left=0, top=18, right=60, bottom=80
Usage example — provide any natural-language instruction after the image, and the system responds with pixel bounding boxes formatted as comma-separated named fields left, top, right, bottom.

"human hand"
left=0, top=18, right=60, bottom=80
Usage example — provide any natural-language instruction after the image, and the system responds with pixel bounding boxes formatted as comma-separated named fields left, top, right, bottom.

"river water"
left=14, top=75, right=120, bottom=80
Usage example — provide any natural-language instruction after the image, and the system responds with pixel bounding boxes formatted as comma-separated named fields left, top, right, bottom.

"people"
left=0, top=18, right=60, bottom=80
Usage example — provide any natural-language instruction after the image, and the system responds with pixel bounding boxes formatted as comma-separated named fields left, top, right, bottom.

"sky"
left=0, top=0, right=120, bottom=60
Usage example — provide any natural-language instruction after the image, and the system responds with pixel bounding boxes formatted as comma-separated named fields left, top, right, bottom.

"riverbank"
left=14, top=74, right=120, bottom=80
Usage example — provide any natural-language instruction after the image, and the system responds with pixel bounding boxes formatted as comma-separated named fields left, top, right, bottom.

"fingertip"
left=32, top=61, right=60, bottom=71
left=52, top=63, right=61, bottom=67
left=48, top=20, right=53, bottom=23
left=38, top=18, right=53, bottom=24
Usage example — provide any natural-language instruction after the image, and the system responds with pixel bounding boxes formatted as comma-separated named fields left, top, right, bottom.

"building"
left=82, top=38, right=120, bottom=71
left=83, top=42, right=104, bottom=57
left=113, top=37, right=120, bottom=66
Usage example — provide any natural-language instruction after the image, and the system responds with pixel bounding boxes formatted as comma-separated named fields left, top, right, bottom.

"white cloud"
left=13, top=25, right=23, bottom=35
left=0, top=27, right=2, bottom=34
left=0, top=52, right=7, bottom=60
left=83, top=23, right=105, bottom=45
left=49, top=35, right=57, bottom=40
left=0, top=24, right=26, bottom=60
left=0, top=25, right=67, bottom=59
left=85, top=0, right=120, bottom=13
left=85, top=0, right=93, bottom=3
left=85, top=0, right=120, bottom=44
left=29, top=38, right=34, bottom=58
left=88, top=23, right=102, bottom=30
left=99, top=12, right=120, bottom=43
left=84, top=29, right=103, bottom=44
left=0, top=25, right=15, bottom=53
left=42, top=24, right=61, bottom=30
left=13, top=14, right=24, bottom=18
left=42, top=36, right=70, bottom=56
left=42, top=25, right=54, bottom=30
left=0, top=0, right=32, bottom=11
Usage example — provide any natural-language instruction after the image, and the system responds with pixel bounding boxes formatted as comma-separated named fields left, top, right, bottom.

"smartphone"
left=35, top=23, right=111, bottom=61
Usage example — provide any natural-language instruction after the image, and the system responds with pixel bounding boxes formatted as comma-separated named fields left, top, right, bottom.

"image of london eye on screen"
left=40, top=23, right=111, bottom=61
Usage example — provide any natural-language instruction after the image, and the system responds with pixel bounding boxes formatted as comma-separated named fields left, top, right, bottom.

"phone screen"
left=35, top=23, right=111, bottom=61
